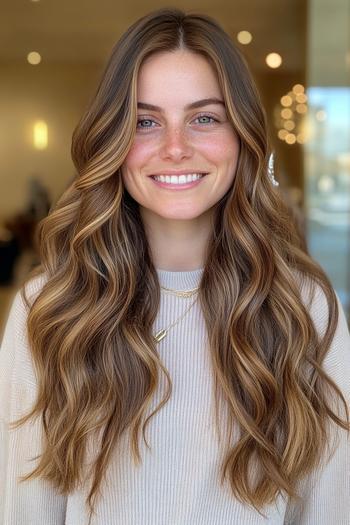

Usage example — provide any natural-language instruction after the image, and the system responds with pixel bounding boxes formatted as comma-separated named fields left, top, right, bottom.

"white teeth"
left=153, top=173, right=205, bottom=184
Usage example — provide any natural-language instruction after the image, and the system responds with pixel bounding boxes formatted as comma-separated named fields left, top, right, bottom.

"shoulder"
left=296, top=273, right=350, bottom=405
left=1, top=273, right=48, bottom=340
left=294, top=271, right=346, bottom=337
left=0, top=273, right=48, bottom=408
left=21, top=272, right=49, bottom=309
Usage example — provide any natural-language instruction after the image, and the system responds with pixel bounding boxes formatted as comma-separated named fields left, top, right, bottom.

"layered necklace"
left=153, top=284, right=200, bottom=343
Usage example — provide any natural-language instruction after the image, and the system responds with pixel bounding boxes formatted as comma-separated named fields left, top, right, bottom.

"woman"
left=1, top=7, right=349, bottom=525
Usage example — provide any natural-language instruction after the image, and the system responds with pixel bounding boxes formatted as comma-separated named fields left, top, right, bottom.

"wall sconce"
left=33, top=120, right=48, bottom=149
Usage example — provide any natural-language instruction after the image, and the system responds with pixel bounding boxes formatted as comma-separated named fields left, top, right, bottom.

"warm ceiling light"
left=283, top=120, right=295, bottom=131
left=278, top=129, right=288, bottom=140
left=266, top=53, right=282, bottom=69
left=237, top=31, right=252, bottom=44
left=296, top=103, right=307, bottom=114
left=281, top=95, right=292, bottom=107
left=27, top=51, right=42, bottom=65
left=296, top=93, right=307, bottom=103
left=281, top=108, right=293, bottom=119
left=285, top=133, right=296, bottom=144
left=292, top=84, right=304, bottom=95
left=33, top=120, right=48, bottom=149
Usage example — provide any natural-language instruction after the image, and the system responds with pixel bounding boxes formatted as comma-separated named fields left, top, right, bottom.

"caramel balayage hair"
left=14, top=7, right=349, bottom=522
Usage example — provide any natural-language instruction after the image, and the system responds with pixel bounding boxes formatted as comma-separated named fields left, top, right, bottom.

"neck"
left=140, top=206, right=213, bottom=271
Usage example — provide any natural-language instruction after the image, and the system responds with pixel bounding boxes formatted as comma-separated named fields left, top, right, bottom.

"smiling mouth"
left=150, top=173, right=208, bottom=183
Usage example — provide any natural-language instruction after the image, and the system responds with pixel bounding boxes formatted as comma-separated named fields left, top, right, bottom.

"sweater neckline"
left=156, top=267, right=204, bottom=291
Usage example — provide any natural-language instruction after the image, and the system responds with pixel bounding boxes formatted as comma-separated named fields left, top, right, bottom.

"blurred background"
left=0, top=0, right=349, bottom=338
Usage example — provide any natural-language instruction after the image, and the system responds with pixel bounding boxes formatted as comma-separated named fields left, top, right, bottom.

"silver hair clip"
left=268, top=153, right=279, bottom=187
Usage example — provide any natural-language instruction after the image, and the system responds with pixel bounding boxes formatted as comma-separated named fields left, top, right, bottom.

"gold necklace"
left=153, top=285, right=200, bottom=343
left=160, top=285, right=199, bottom=298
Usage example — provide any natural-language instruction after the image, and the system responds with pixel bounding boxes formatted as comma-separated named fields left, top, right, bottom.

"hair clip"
left=268, top=153, right=279, bottom=187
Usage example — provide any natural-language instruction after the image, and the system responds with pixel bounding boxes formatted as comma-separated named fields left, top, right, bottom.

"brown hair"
left=14, top=7, right=349, bottom=523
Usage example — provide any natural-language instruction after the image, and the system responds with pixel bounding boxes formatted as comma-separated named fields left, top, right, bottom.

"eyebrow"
left=137, top=97, right=225, bottom=112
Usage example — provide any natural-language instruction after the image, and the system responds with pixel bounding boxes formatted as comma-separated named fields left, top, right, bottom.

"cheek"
left=123, top=139, right=157, bottom=172
left=198, top=134, right=239, bottom=167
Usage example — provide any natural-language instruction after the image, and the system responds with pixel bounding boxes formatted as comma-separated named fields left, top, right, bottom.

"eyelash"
left=136, top=113, right=219, bottom=131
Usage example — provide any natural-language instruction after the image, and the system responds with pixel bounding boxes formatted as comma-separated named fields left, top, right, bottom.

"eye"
left=136, top=118, right=158, bottom=130
left=193, top=114, right=218, bottom=125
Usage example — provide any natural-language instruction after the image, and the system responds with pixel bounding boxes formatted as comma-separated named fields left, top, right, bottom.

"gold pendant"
left=154, top=329, right=167, bottom=342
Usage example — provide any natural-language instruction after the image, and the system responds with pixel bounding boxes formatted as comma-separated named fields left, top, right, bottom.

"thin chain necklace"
left=153, top=285, right=200, bottom=343
left=160, top=285, right=199, bottom=298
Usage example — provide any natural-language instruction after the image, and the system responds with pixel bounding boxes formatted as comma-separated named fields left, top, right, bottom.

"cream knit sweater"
left=1, top=268, right=349, bottom=525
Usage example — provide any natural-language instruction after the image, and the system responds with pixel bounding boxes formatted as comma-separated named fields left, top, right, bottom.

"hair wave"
left=13, top=7, right=349, bottom=523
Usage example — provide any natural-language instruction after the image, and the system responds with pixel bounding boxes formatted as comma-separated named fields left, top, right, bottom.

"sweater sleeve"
left=0, top=280, right=67, bottom=525
left=284, top=285, right=350, bottom=525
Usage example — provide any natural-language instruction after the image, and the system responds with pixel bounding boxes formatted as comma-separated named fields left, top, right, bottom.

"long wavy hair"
left=14, top=7, right=349, bottom=523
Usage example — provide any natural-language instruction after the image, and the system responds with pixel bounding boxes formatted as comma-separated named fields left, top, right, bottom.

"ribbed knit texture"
left=1, top=268, right=349, bottom=524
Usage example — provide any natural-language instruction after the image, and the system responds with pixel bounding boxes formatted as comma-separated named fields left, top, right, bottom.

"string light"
left=275, top=84, right=309, bottom=145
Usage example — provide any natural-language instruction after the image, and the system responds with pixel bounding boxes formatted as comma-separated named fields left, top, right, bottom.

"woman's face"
left=121, top=49, right=240, bottom=222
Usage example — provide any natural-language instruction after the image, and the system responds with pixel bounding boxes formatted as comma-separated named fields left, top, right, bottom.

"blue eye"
left=136, top=118, right=157, bottom=129
left=194, top=115, right=217, bottom=124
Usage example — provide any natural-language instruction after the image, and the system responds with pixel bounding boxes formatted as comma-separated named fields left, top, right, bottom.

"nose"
left=159, top=125, right=193, bottom=162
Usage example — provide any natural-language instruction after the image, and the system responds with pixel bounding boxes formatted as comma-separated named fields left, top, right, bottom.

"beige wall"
left=0, top=62, right=103, bottom=223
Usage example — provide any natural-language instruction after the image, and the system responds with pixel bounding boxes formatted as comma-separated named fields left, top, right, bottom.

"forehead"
left=136, top=50, right=223, bottom=102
